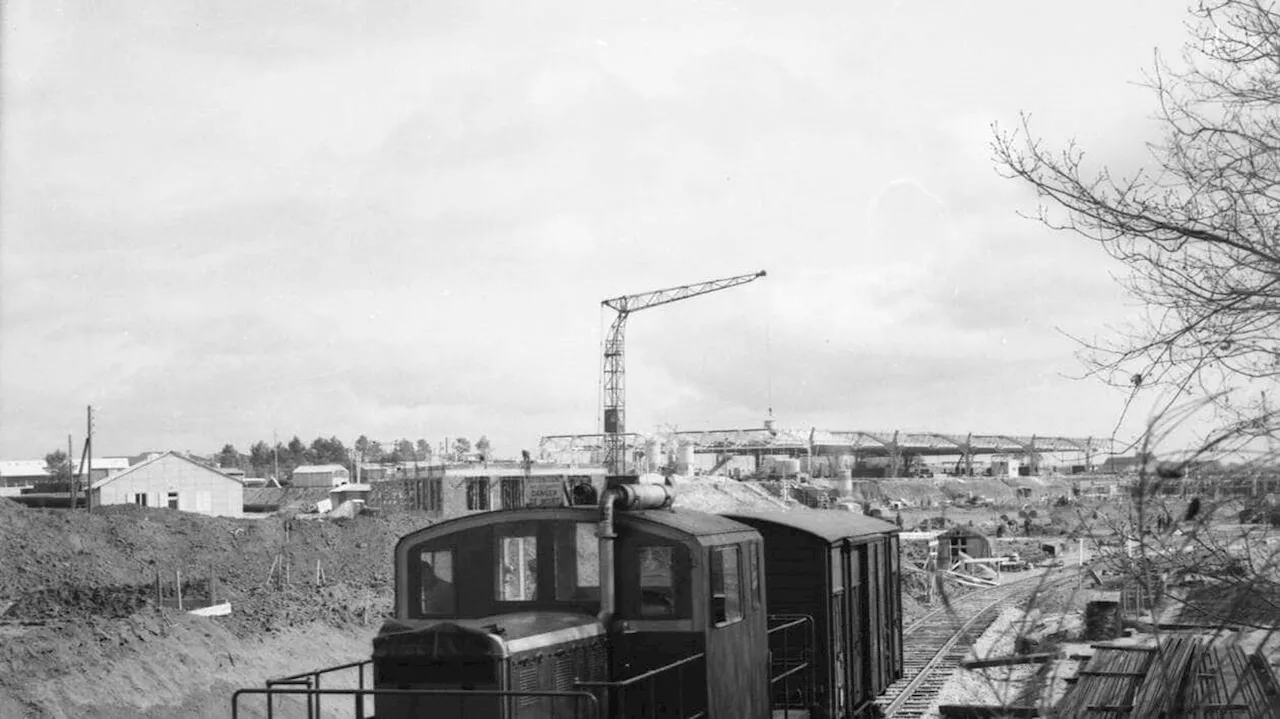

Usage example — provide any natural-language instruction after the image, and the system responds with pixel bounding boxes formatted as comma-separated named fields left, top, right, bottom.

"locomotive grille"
left=511, top=639, right=608, bottom=709
left=514, top=656, right=542, bottom=708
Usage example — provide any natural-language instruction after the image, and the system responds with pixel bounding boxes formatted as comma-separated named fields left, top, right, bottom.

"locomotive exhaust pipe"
left=597, top=488, right=621, bottom=628
left=597, top=480, right=675, bottom=628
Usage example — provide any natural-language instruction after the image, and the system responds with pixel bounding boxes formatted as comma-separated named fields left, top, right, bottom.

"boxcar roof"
left=723, top=510, right=899, bottom=544
left=626, top=508, right=757, bottom=539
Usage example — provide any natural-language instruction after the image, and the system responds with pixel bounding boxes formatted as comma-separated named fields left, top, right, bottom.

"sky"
left=1, top=0, right=1204, bottom=460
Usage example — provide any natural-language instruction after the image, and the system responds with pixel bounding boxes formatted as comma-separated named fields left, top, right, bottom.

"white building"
left=290, top=464, right=351, bottom=488
left=91, top=451, right=244, bottom=517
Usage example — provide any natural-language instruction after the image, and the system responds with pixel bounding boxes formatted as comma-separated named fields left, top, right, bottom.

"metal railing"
left=262, top=660, right=374, bottom=719
left=767, top=614, right=815, bottom=717
left=232, top=687, right=601, bottom=719
left=576, top=651, right=708, bottom=719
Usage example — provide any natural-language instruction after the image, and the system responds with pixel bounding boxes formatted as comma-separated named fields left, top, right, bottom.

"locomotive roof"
left=723, top=509, right=899, bottom=544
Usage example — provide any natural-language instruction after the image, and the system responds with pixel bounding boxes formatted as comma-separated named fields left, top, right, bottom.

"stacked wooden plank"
left=1056, top=644, right=1155, bottom=718
left=1128, top=636, right=1199, bottom=716
left=1055, top=636, right=1280, bottom=717
left=1183, top=643, right=1280, bottom=719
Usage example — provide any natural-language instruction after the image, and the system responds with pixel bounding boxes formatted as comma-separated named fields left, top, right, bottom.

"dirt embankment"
left=0, top=498, right=427, bottom=718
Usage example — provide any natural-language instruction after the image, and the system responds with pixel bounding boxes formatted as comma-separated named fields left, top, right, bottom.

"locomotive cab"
left=377, top=485, right=775, bottom=718
left=381, top=507, right=610, bottom=718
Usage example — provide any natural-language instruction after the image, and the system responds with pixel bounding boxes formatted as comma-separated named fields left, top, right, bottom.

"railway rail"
left=876, top=569, right=1080, bottom=719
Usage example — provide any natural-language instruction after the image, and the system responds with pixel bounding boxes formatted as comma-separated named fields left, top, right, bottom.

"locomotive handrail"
left=265, top=659, right=374, bottom=719
left=232, top=686, right=602, bottom=719
left=575, top=651, right=709, bottom=719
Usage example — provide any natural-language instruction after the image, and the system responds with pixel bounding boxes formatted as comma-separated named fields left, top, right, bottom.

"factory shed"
left=91, top=451, right=244, bottom=518
left=290, top=464, right=351, bottom=488
left=936, top=526, right=991, bottom=566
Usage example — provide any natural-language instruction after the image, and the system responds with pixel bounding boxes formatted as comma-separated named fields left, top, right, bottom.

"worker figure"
left=420, top=560, right=456, bottom=614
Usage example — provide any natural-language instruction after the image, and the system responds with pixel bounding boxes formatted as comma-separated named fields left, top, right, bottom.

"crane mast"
left=601, top=270, right=767, bottom=476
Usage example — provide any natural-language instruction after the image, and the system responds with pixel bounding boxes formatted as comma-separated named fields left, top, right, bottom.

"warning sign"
left=525, top=475, right=566, bottom=507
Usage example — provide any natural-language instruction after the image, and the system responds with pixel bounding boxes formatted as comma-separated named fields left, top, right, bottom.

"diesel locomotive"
left=237, top=477, right=902, bottom=718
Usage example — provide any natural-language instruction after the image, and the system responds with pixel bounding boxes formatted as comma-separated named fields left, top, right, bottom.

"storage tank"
left=836, top=469, right=854, bottom=498
left=675, top=443, right=695, bottom=475
left=644, top=439, right=661, bottom=472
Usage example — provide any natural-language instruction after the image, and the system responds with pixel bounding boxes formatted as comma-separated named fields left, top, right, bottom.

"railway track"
left=876, top=570, right=1078, bottom=719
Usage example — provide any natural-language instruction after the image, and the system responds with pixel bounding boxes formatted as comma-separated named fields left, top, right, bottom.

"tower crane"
left=601, top=270, right=767, bottom=476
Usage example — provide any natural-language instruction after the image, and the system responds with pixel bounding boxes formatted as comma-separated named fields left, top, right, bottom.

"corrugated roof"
left=292, top=464, right=349, bottom=474
left=0, top=461, right=49, bottom=478
left=0, top=457, right=131, bottom=477
left=722, top=509, right=899, bottom=543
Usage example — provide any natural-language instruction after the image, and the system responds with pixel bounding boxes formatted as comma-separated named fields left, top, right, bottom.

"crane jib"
left=599, top=269, right=767, bottom=475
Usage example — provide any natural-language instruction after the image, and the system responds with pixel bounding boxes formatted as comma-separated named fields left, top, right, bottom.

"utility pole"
left=67, top=434, right=74, bottom=508
left=85, top=406, right=94, bottom=513
left=273, top=430, right=280, bottom=484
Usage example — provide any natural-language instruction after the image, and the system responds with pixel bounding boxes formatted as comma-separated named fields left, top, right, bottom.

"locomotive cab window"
left=710, top=545, right=743, bottom=626
left=496, top=527, right=539, bottom=601
left=414, top=547, right=456, bottom=616
left=638, top=546, right=676, bottom=617
left=555, top=521, right=600, bottom=602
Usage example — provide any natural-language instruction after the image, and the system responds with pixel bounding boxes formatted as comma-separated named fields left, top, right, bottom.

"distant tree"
left=310, top=436, right=351, bottom=470
left=44, top=449, right=72, bottom=482
left=415, top=438, right=433, bottom=462
left=287, top=436, right=307, bottom=464
left=453, top=437, right=472, bottom=461
left=215, top=443, right=242, bottom=470
left=248, top=441, right=274, bottom=478
left=355, top=435, right=371, bottom=460
left=367, top=440, right=385, bottom=464
left=475, top=436, right=491, bottom=461
left=395, top=439, right=415, bottom=464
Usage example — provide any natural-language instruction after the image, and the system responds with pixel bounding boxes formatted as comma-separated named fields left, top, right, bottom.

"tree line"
left=38, top=434, right=494, bottom=485
left=212, top=434, right=492, bottom=481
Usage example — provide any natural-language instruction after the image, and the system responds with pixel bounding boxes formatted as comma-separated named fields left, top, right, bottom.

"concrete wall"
left=94, top=454, right=244, bottom=518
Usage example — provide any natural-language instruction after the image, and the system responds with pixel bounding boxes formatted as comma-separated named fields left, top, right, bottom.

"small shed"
left=936, top=526, right=991, bottom=566
left=91, top=451, right=243, bottom=517
left=330, top=483, right=372, bottom=508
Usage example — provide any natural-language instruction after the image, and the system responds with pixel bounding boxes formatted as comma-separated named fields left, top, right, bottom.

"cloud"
left=1, top=0, right=1201, bottom=458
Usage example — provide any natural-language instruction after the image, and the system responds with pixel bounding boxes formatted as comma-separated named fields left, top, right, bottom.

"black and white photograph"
left=3, top=1, right=1280, bottom=717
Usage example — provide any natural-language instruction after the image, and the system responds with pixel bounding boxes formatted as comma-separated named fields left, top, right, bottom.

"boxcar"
left=724, top=511, right=902, bottom=719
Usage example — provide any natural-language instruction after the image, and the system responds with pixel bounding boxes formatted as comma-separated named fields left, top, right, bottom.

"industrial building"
left=539, top=423, right=1114, bottom=479
left=395, top=463, right=607, bottom=518
left=90, top=451, right=244, bottom=518
left=289, top=464, right=351, bottom=488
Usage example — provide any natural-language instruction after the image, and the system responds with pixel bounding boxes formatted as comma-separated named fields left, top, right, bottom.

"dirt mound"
left=0, top=504, right=430, bottom=717
left=0, top=504, right=427, bottom=632
left=0, top=612, right=378, bottom=719
left=671, top=476, right=804, bottom=513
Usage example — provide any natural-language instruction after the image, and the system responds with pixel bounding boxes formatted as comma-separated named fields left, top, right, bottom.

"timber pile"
left=1056, top=635, right=1280, bottom=717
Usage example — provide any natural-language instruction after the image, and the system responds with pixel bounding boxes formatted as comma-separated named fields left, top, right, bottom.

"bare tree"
left=993, top=0, right=1280, bottom=433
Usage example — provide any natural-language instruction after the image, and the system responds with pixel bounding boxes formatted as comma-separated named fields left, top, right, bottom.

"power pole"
left=85, top=406, right=95, bottom=513
left=67, top=434, right=74, bottom=508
